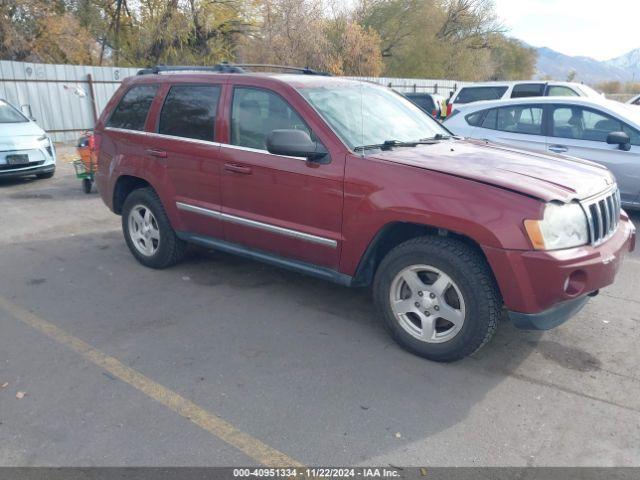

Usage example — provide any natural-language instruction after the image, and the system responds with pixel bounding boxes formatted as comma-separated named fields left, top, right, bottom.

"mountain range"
left=534, top=46, right=640, bottom=84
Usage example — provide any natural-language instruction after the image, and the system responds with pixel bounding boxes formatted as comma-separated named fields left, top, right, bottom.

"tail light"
left=89, top=133, right=101, bottom=165
left=432, top=109, right=437, bottom=117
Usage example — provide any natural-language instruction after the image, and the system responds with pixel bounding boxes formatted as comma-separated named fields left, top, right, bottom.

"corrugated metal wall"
left=0, top=61, right=465, bottom=143
left=0, top=61, right=138, bottom=142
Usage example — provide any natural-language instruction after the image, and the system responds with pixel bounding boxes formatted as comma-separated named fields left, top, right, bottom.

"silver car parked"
left=0, top=99, right=56, bottom=180
left=444, top=96, right=640, bottom=208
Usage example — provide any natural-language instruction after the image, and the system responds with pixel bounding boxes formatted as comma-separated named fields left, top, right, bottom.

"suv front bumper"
left=0, top=145, right=56, bottom=179
left=0, top=163, right=55, bottom=179
left=485, top=214, right=636, bottom=330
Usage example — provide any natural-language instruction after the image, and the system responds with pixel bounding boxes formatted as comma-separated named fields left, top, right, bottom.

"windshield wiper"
left=354, top=139, right=438, bottom=152
left=420, top=133, right=451, bottom=141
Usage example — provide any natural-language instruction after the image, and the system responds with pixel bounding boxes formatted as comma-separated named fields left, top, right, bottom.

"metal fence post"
left=87, top=73, right=98, bottom=125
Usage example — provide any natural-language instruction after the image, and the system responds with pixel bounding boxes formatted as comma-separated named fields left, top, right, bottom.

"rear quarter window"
left=465, top=111, right=485, bottom=126
left=547, top=86, right=579, bottom=97
left=107, top=84, right=158, bottom=131
left=454, top=86, right=508, bottom=104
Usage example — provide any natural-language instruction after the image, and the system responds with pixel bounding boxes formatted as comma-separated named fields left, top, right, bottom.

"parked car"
left=627, top=94, right=640, bottom=106
left=402, top=92, right=446, bottom=119
left=443, top=96, right=640, bottom=208
left=0, top=99, right=55, bottom=180
left=94, top=65, right=635, bottom=362
left=446, top=81, right=604, bottom=117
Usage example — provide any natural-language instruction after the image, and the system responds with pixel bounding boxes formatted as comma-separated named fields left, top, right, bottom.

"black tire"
left=82, top=178, right=92, bottom=194
left=36, top=170, right=55, bottom=179
left=373, top=235, right=501, bottom=362
left=121, top=187, right=187, bottom=269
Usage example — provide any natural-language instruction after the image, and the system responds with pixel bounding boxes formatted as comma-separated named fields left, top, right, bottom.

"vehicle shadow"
left=1, top=228, right=544, bottom=465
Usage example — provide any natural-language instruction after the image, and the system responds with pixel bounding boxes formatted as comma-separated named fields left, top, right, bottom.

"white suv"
left=447, top=81, right=604, bottom=115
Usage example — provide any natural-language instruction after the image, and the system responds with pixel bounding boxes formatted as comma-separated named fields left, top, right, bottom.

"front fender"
left=340, top=155, right=543, bottom=276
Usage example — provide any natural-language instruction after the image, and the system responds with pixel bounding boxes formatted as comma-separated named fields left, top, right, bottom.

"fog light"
left=564, top=270, right=586, bottom=296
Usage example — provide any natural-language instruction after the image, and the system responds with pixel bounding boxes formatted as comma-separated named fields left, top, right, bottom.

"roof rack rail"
left=233, top=64, right=331, bottom=76
left=137, top=63, right=246, bottom=75
left=137, top=62, right=330, bottom=76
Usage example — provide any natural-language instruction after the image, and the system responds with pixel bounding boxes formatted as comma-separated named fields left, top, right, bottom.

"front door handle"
left=146, top=148, right=167, bottom=158
left=548, top=145, right=568, bottom=154
left=224, top=163, right=252, bottom=175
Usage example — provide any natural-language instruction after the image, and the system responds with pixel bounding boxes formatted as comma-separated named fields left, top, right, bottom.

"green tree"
left=489, top=35, right=537, bottom=80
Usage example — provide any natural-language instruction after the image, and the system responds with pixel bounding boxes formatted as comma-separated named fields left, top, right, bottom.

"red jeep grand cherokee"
left=94, top=65, right=635, bottom=362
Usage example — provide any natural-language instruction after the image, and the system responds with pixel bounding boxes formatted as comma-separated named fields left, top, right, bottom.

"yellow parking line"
left=0, top=296, right=302, bottom=467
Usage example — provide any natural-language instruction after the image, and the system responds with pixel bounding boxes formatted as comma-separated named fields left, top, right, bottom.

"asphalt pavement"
left=1, top=146, right=639, bottom=466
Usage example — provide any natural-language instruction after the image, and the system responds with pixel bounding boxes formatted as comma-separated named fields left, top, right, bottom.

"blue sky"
left=494, top=0, right=640, bottom=60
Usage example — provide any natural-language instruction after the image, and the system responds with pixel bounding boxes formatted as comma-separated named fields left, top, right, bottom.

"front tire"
left=121, top=187, right=187, bottom=269
left=373, top=235, right=501, bottom=362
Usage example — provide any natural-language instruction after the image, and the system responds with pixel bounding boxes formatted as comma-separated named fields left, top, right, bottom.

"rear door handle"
left=224, top=163, right=252, bottom=175
left=548, top=145, right=568, bottom=153
left=146, top=148, right=167, bottom=158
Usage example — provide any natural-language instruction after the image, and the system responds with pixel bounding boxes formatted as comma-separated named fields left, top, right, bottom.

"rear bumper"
left=485, top=215, right=636, bottom=317
left=0, top=164, right=55, bottom=179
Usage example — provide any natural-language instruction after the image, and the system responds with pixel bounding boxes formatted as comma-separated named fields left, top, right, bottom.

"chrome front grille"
left=581, top=188, right=621, bottom=246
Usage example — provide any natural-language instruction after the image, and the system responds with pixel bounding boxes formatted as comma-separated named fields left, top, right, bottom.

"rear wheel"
left=121, top=187, right=187, bottom=269
left=82, top=178, right=92, bottom=194
left=373, top=235, right=501, bottom=362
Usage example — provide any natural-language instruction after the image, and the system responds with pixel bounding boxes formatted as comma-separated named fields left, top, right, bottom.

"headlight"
left=524, top=202, right=589, bottom=250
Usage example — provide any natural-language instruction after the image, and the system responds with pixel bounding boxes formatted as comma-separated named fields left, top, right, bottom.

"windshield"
left=577, top=84, right=604, bottom=98
left=297, top=82, right=449, bottom=150
left=0, top=101, right=29, bottom=123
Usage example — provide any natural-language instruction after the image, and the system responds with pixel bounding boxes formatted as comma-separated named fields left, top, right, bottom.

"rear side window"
left=107, top=84, right=158, bottom=131
left=511, top=83, right=545, bottom=98
left=454, top=86, right=508, bottom=104
left=497, top=105, right=544, bottom=135
left=158, top=85, right=221, bottom=141
left=231, top=87, right=310, bottom=151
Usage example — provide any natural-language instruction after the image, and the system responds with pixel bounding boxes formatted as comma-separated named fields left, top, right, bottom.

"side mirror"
left=607, top=131, right=631, bottom=151
left=266, top=129, right=329, bottom=163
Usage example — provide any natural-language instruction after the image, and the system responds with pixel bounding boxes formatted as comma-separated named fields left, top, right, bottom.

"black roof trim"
left=137, top=63, right=330, bottom=76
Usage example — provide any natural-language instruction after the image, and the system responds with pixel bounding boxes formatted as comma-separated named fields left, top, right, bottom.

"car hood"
left=369, top=139, right=614, bottom=203
left=0, top=121, right=46, bottom=150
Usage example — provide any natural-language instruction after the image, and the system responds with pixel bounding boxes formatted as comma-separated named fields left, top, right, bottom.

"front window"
left=552, top=105, right=640, bottom=145
left=231, top=87, right=311, bottom=150
left=0, top=101, right=29, bottom=123
left=297, top=83, right=449, bottom=149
